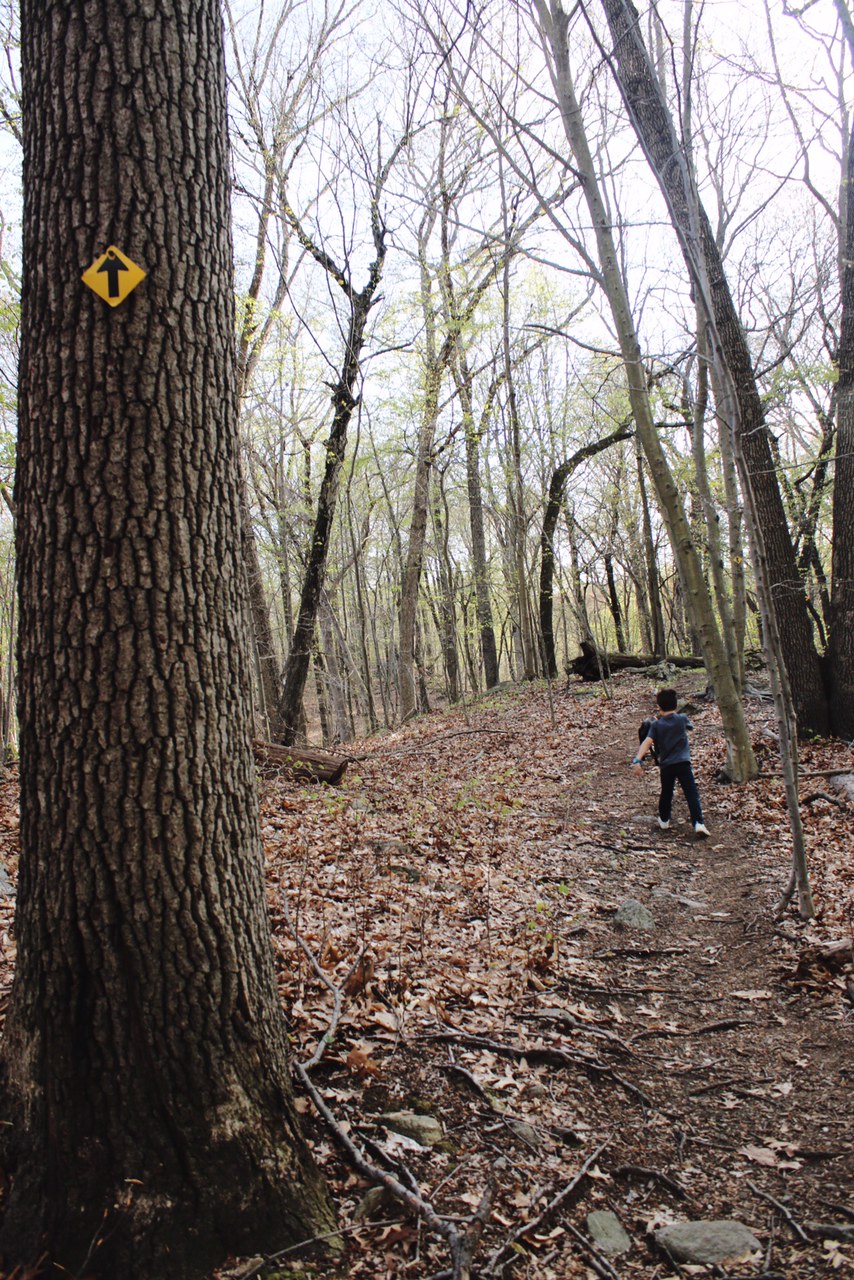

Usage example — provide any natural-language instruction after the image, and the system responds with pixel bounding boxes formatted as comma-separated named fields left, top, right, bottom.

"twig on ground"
left=688, top=1076, right=763, bottom=1097
left=525, top=1008, right=636, bottom=1054
left=747, top=1180, right=811, bottom=1243
left=236, top=1220, right=403, bottom=1279
left=484, top=1140, right=610, bottom=1276
left=280, top=886, right=366, bottom=1071
left=560, top=1219, right=623, bottom=1279
left=294, top=1060, right=462, bottom=1255
left=806, top=1224, right=854, bottom=1241
left=425, top=1029, right=655, bottom=1111
left=801, top=790, right=847, bottom=808
left=614, top=1163, right=689, bottom=1198
left=632, top=1018, right=749, bottom=1044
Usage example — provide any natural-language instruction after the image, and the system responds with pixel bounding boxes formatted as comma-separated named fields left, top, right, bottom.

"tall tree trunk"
left=432, top=470, right=461, bottom=702
left=0, top=4, right=335, bottom=1275
left=636, top=443, right=666, bottom=657
left=827, top=18, right=854, bottom=735
left=690, top=327, right=741, bottom=686
left=604, top=553, right=627, bottom=652
left=398, top=304, right=451, bottom=719
left=599, top=0, right=830, bottom=736
left=535, top=0, right=756, bottom=779
left=567, top=508, right=594, bottom=648
left=454, top=351, right=500, bottom=688
left=241, top=484, right=284, bottom=738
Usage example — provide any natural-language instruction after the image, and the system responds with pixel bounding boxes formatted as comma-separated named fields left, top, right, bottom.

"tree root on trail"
left=424, top=1029, right=656, bottom=1112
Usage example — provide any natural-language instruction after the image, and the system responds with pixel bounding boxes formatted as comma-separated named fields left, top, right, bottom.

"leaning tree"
left=0, top=2, right=335, bottom=1276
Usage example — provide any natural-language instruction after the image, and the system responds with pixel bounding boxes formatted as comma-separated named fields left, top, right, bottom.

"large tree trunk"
left=0, top=4, right=335, bottom=1276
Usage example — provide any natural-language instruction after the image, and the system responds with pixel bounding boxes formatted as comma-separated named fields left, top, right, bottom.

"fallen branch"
left=560, top=1219, right=623, bottom=1280
left=801, top=791, right=847, bottom=808
left=425, top=1029, right=655, bottom=1111
left=806, top=1224, right=854, bottom=1242
left=688, top=1076, right=764, bottom=1097
left=632, top=1018, right=749, bottom=1044
left=614, top=1163, right=689, bottom=1198
left=747, top=1179, right=811, bottom=1243
left=524, top=1008, right=636, bottom=1054
left=295, top=1061, right=465, bottom=1263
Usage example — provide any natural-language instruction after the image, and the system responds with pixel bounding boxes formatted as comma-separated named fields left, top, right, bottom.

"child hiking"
left=631, top=689, right=709, bottom=838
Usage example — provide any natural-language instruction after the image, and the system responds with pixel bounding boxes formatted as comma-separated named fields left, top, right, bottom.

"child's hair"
left=656, top=688, right=678, bottom=711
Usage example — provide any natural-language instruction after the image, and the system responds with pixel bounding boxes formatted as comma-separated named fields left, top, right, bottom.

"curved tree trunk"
left=539, top=425, right=632, bottom=678
left=0, top=4, right=335, bottom=1276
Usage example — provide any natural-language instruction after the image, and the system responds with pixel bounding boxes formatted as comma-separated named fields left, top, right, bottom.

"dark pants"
left=659, top=761, right=704, bottom=825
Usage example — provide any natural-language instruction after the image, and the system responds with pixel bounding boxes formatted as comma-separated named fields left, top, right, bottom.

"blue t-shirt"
left=648, top=713, right=693, bottom=767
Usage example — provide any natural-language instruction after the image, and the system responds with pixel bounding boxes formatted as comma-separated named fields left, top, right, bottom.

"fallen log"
left=252, top=740, right=348, bottom=785
left=569, top=640, right=704, bottom=682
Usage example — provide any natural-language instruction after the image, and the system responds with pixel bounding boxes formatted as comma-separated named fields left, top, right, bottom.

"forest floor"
left=0, top=672, right=853, bottom=1279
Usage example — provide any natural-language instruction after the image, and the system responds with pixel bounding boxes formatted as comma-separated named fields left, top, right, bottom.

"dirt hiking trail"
left=0, top=674, right=852, bottom=1279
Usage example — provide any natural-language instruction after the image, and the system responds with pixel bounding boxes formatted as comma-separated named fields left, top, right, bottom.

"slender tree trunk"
left=0, top=4, right=335, bottom=1275
left=691, top=327, right=740, bottom=686
left=567, top=508, right=594, bottom=648
left=277, top=290, right=376, bottom=743
left=827, top=79, right=854, bottom=736
left=432, top=470, right=461, bottom=702
left=604, top=553, right=626, bottom=652
left=398, top=305, right=451, bottom=719
left=454, top=352, right=500, bottom=688
left=319, top=597, right=353, bottom=743
left=346, top=496, right=378, bottom=734
left=713, top=367, right=748, bottom=681
left=636, top=444, right=666, bottom=657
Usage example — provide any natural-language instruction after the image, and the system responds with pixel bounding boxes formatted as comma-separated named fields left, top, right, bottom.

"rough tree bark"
left=0, top=3, right=336, bottom=1276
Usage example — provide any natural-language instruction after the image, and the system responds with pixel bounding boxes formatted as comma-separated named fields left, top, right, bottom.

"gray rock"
left=353, top=1186, right=394, bottom=1221
left=507, top=1119, right=543, bottom=1148
left=655, top=1220, right=762, bottom=1265
left=587, top=1209, right=632, bottom=1256
left=614, top=897, right=655, bottom=930
left=0, top=865, right=14, bottom=898
left=380, top=1111, right=443, bottom=1147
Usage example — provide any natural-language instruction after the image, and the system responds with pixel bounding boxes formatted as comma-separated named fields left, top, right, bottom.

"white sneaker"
left=694, top=822, right=710, bottom=838
left=657, top=817, right=670, bottom=830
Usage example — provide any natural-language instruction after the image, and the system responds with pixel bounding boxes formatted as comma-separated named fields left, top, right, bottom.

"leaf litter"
left=0, top=672, right=852, bottom=1278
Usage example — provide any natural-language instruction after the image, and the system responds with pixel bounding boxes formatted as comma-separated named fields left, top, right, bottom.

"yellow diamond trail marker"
left=82, top=246, right=146, bottom=307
